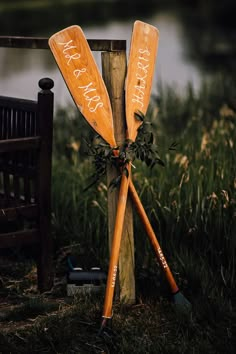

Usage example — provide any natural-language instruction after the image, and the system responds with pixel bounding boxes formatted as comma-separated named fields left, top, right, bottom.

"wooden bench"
left=0, top=78, right=54, bottom=292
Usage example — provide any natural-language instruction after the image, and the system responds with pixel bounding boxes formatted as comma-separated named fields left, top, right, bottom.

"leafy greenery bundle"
left=84, top=111, right=175, bottom=190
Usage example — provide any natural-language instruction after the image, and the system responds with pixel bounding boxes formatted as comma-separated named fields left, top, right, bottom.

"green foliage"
left=129, top=112, right=166, bottom=168
left=53, top=105, right=95, bottom=163
left=47, top=77, right=236, bottom=353
left=132, top=81, right=236, bottom=303
left=51, top=158, right=109, bottom=266
left=51, top=77, right=236, bottom=292
left=83, top=111, right=166, bottom=192
left=156, top=74, right=236, bottom=136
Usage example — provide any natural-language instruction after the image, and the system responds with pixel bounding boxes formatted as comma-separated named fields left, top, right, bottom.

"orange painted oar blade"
left=48, top=25, right=116, bottom=147
left=125, top=20, right=159, bottom=141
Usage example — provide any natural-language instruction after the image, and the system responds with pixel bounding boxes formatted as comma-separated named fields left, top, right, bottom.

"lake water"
left=0, top=11, right=202, bottom=110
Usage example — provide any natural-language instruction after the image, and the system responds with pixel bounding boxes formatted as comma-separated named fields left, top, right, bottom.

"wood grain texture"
left=125, top=20, right=159, bottom=141
left=49, top=25, right=116, bottom=147
left=102, top=51, right=135, bottom=306
left=0, top=36, right=126, bottom=51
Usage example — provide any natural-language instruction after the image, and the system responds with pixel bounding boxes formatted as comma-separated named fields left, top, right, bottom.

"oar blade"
left=126, top=20, right=159, bottom=141
left=49, top=25, right=116, bottom=147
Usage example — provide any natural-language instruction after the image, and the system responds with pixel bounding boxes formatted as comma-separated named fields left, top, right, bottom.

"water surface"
left=0, top=11, right=203, bottom=109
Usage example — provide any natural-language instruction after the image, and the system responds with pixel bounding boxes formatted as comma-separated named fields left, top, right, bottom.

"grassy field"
left=0, top=77, right=235, bottom=353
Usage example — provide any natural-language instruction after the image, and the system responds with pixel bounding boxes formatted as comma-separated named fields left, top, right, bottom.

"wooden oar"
left=48, top=25, right=190, bottom=330
left=125, top=20, right=159, bottom=141
left=125, top=21, right=179, bottom=294
left=48, top=25, right=116, bottom=148
left=100, top=21, right=160, bottom=328
left=115, top=21, right=190, bottom=314
left=101, top=22, right=189, bottom=319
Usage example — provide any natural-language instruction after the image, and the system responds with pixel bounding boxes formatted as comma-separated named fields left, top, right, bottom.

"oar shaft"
left=103, top=153, right=179, bottom=320
left=128, top=181, right=179, bottom=294
left=111, top=150, right=178, bottom=293
left=102, top=163, right=131, bottom=319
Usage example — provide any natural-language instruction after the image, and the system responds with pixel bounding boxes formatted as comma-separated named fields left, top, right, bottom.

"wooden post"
left=102, top=51, right=135, bottom=304
left=37, top=78, right=54, bottom=292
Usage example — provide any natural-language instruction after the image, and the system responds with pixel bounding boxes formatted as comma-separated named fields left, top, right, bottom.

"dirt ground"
left=0, top=254, right=70, bottom=330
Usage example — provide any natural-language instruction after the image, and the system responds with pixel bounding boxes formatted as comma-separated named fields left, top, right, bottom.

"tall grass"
left=134, top=114, right=235, bottom=297
left=51, top=76, right=236, bottom=306
left=129, top=78, right=236, bottom=319
left=52, top=159, right=108, bottom=266
left=1, top=77, right=234, bottom=354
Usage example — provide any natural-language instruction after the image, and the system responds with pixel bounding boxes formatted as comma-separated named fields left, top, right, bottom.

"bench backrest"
left=0, top=78, right=54, bottom=291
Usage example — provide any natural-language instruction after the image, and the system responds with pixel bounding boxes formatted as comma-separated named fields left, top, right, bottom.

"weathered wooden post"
left=101, top=50, right=136, bottom=304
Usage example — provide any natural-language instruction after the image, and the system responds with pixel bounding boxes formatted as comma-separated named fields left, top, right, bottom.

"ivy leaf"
left=134, top=110, right=145, bottom=122
left=145, top=156, right=152, bottom=167
left=148, top=132, right=154, bottom=144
